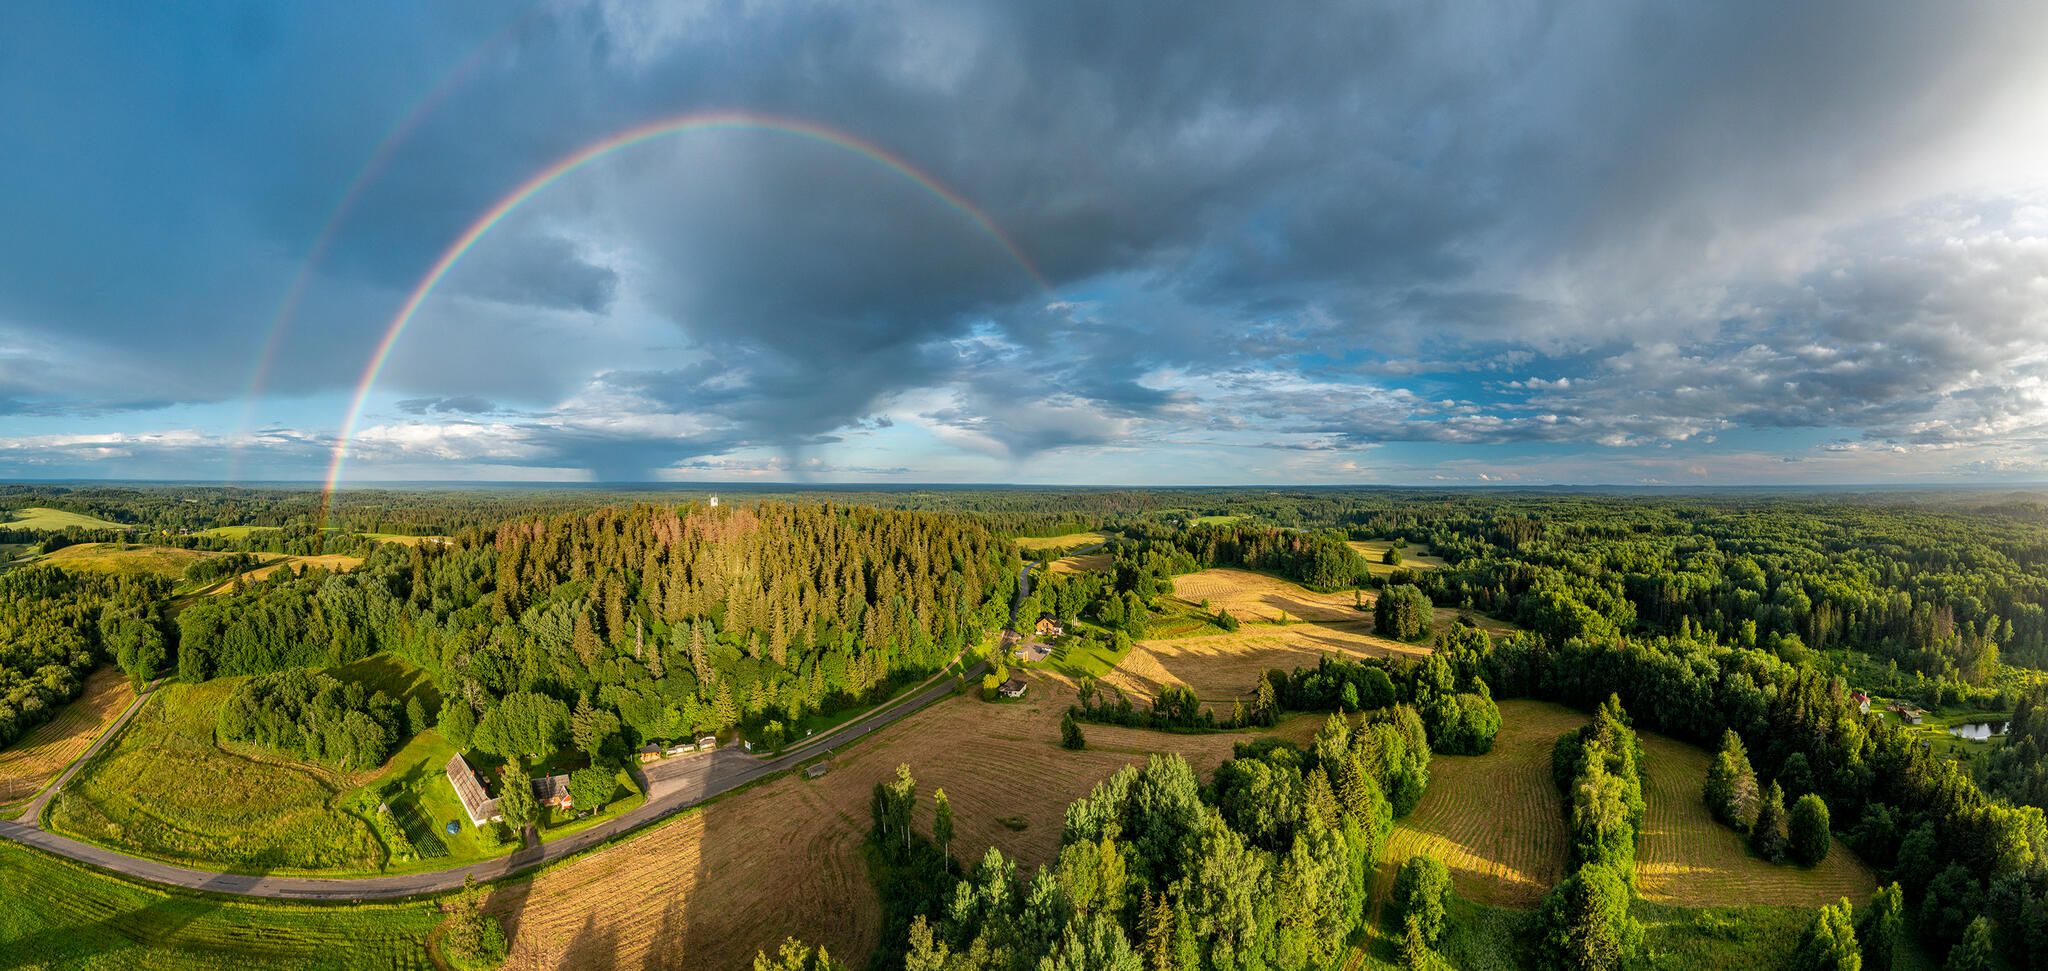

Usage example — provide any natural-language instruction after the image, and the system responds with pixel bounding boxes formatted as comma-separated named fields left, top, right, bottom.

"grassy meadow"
left=0, top=841, right=439, bottom=970
left=1014, top=531, right=1106, bottom=552
left=2, top=507, right=128, bottom=531
left=48, top=679, right=389, bottom=872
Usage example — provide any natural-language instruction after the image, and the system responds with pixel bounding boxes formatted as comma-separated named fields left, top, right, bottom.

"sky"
left=3, top=2, right=2048, bottom=487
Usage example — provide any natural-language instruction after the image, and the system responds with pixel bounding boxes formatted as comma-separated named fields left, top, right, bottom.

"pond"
left=1947, top=721, right=2011, bottom=741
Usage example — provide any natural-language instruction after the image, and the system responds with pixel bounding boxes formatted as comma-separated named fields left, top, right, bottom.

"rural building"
left=999, top=676, right=1028, bottom=698
left=1034, top=615, right=1064, bottom=637
left=636, top=743, right=663, bottom=763
left=664, top=742, right=694, bottom=756
left=1852, top=692, right=1871, bottom=714
left=445, top=753, right=501, bottom=826
left=1889, top=702, right=1927, bottom=724
left=532, top=773, right=574, bottom=811
left=804, top=762, right=830, bottom=779
left=697, top=735, right=718, bottom=750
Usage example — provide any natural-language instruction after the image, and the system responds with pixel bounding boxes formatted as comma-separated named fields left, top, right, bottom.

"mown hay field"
left=2, top=507, right=127, bottom=531
left=1376, top=700, right=1584, bottom=911
left=1346, top=540, right=1449, bottom=577
left=0, top=841, right=438, bottom=970
left=1636, top=730, right=1876, bottom=907
left=495, top=674, right=1322, bottom=970
left=48, top=680, right=386, bottom=873
left=206, top=553, right=364, bottom=594
left=1097, top=624, right=1431, bottom=703
left=39, top=543, right=218, bottom=581
left=1048, top=552, right=1113, bottom=574
left=1015, top=531, right=1106, bottom=551
left=0, top=667, right=135, bottom=804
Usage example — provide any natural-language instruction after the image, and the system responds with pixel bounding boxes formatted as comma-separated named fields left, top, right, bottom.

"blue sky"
left=3, top=1, right=2048, bottom=485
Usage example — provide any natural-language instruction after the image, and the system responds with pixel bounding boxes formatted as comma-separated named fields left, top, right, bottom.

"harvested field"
left=1170, top=568, right=1365, bottom=622
left=495, top=674, right=1320, bottom=969
left=38, top=543, right=216, bottom=581
left=1049, top=552, right=1112, bottom=574
left=1347, top=540, right=1448, bottom=577
left=0, top=667, right=135, bottom=805
left=1015, top=532, right=1106, bottom=551
left=1376, top=700, right=1585, bottom=910
left=1094, top=623, right=1432, bottom=702
left=1636, top=730, right=1875, bottom=907
left=207, top=553, right=363, bottom=594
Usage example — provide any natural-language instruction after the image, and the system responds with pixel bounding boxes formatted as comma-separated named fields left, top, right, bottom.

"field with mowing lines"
left=1347, top=539, right=1448, bottom=574
left=2, top=507, right=127, bottom=531
left=1170, top=567, right=1365, bottom=622
left=1636, top=729, right=1875, bottom=907
left=0, top=667, right=135, bottom=805
left=1376, top=700, right=1584, bottom=911
left=494, top=674, right=1322, bottom=969
left=1015, top=531, right=1106, bottom=551
left=1048, top=551, right=1112, bottom=574
left=1093, top=623, right=1431, bottom=702
left=39, top=543, right=218, bottom=581
left=0, top=841, right=438, bottom=970
left=207, top=553, right=363, bottom=593
left=49, top=680, right=386, bottom=873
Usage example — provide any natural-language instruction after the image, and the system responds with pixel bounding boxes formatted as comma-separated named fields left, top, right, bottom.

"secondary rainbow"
left=320, top=110, right=1045, bottom=513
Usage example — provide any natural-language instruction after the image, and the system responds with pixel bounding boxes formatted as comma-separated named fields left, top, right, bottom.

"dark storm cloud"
left=3, top=1, right=2048, bottom=479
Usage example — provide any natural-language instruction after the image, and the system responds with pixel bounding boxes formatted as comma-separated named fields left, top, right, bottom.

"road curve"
left=0, top=563, right=1033, bottom=901
left=0, top=658, right=979, bottom=900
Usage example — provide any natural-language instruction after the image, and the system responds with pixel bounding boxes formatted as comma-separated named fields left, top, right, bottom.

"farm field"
left=1014, top=531, right=1105, bottom=551
left=1376, top=700, right=1584, bottom=910
left=2, top=507, right=127, bottom=531
left=0, top=840, right=439, bottom=970
left=1093, top=623, right=1430, bottom=702
left=491, top=673, right=1322, bottom=969
left=38, top=542, right=217, bottom=581
left=206, top=553, right=364, bottom=593
left=360, top=532, right=451, bottom=546
left=1347, top=539, right=1448, bottom=577
left=1636, top=729, right=1876, bottom=907
left=47, top=679, right=388, bottom=873
left=0, top=667, right=136, bottom=805
left=1048, top=551, right=1112, bottom=574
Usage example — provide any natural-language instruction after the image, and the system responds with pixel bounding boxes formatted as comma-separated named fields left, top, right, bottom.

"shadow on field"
left=0, top=862, right=256, bottom=967
left=642, top=898, right=686, bottom=970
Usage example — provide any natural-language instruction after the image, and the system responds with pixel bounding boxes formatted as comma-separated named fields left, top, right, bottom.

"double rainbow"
left=318, top=110, right=1044, bottom=516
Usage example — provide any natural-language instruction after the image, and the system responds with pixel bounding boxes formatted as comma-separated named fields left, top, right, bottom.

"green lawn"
left=1038, top=620, right=1136, bottom=680
left=195, top=525, right=280, bottom=540
left=2, top=507, right=128, bottom=531
left=0, top=840, right=439, bottom=970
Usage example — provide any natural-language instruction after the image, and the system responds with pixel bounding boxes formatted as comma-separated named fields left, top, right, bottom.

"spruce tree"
left=1704, top=728, right=1759, bottom=831
left=1061, top=709, right=1086, bottom=750
left=1751, top=780, right=1789, bottom=863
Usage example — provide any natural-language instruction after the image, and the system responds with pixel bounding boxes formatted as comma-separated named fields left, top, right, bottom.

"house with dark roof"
left=636, top=743, right=663, bottom=763
left=532, top=773, right=573, bottom=811
left=445, top=753, right=501, bottom=826
left=999, top=676, right=1028, bottom=699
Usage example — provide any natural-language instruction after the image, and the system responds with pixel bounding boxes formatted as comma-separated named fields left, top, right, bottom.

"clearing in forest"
left=1636, top=730, right=1876, bottom=907
left=1048, top=552, right=1113, bottom=574
left=1376, top=699, right=1585, bottom=910
left=493, top=674, right=1322, bottom=970
left=0, top=667, right=136, bottom=805
left=205, top=553, right=364, bottom=594
left=1, top=507, right=127, bottom=531
left=1346, top=540, right=1449, bottom=577
left=37, top=543, right=217, bottom=581
left=1015, top=531, right=1106, bottom=551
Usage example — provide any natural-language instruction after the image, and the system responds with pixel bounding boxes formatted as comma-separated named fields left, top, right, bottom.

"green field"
left=0, top=840, right=439, bottom=970
left=195, top=525, right=280, bottom=540
left=39, top=542, right=218, bottom=583
left=48, top=679, right=389, bottom=873
left=1014, top=531, right=1106, bottom=551
left=2, top=507, right=128, bottom=531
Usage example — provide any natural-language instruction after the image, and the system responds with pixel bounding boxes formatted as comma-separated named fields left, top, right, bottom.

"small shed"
left=636, top=743, right=663, bottom=763
left=804, top=762, right=830, bottom=779
left=999, top=676, right=1028, bottom=699
left=697, top=735, right=718, bottom=751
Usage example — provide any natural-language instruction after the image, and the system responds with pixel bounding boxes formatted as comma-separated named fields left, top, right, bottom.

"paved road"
left=0, top=563, right=1033, bottom=901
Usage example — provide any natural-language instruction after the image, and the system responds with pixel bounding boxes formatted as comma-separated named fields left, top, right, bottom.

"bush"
left=1789, top=794, right=1831, bottom=867
left=1394, top=856, right=1452, bottom=946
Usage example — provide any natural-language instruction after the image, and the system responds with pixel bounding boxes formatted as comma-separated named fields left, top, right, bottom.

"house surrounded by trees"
left=446, top=753, right=501, bottom=826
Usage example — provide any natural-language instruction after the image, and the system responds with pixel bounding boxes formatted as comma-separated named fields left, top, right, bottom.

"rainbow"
left=319, top=110, right=1044, bottom=515
left=227, top=4, right=551, bottom=484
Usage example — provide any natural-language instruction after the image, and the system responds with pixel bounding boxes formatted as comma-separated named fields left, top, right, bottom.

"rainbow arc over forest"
left=318, top=110, right=1046, bottom=518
